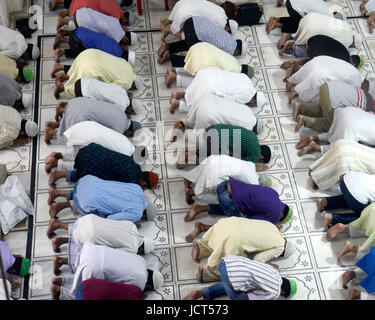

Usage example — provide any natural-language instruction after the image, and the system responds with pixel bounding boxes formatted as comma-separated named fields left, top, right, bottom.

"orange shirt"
left=69, top=0, right=124, bottom=20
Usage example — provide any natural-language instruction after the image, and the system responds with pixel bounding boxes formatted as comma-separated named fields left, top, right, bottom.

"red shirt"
left=69, top=0, right=124, bottom=20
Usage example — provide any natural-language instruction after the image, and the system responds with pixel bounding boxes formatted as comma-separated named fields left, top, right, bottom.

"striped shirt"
left=327, top=80, right=368, bottom=111
left=0, top=105, right=21, bottom=149
left=223, top=255, right=282, bottom=300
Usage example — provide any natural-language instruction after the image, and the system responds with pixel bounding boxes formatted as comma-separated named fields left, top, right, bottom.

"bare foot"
left=316, top=198, right=327, bottom=212
left=49, top=170, right=59, bottom=188
left=48, top=189, right=60, bottom=205
left=56, top=16, right=68, bottom=30
left=44, top=127, right=55, bottom=145
left=51, top=62, right=63, bottom=78
left=337, top=241, right=357, bottom=262
left=185, top=222, right=206, bottom=242
left=50, top=284, right=61, bottom=300
left=196, top=265, right=203, bottom=282
left=157, top=51, right=171, bottom=64
left=266, top=16, right=276, bottom=34
left=184, top=204, right=207, bottom=222
left=46, top=218, right=59, bottom=238
left=289, top=90, right=298, bottom=103
left=292, top=102, right=302, bottom=121
left=51, top=277, right=63, bottom=286
left=346, top=288, right=361, bottom=300
left=277, top=33, right=290, bottom=50
left=53, top=33, right=67, bottom=50
left=49, top=202, right=71, bottom=218
left=279, top=42, right=293, bottom=56
left=322, top=212, right=333, bottom=231
left=326, top=223, right=347, bottom=241
left=169, top=98, right=180, bottom=114
left=297, top=141, right=321, bottom=156
left=192, top=240, right=200, bottom=263
left=165, top=69, right=176, bottom=88
left=52, top=256, right=65, bottom=275
left=45, top=157, right=58, bottom=173
left=296, top=136, right=313, bottom=149
left=280, top=60, right=296, bottom=69
left=51, top=237, right=68, bottom=253
left=54, top=82, right=64, bottom=99
left=54, top=49, right=64, bottom=62
left=55, top=73, right=68, bottom=84
left=255, top=164, right=269, bottom=172
left=157, top=41, right=168, bottom=57
left=49, top=0, right=57, bottom=11
left=183, top=290, right=204, bottom=300
left=286, top=80, right=294, bottom=92
left=185, top=188, right=195, bottom=205
left=294, top=115, right=304, bottom=132
left=341, top=270, right=356, bottom=289
left=276, top=0, right=283, bottom=7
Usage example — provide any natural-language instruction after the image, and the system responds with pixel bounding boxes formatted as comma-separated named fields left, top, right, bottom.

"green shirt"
left=211, top=124, right=261, bottom=163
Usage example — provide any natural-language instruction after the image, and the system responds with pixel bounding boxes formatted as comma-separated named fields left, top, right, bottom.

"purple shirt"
left=0, top=241, right=15, bottom=272
left=229, top=178, right=285, bottom=223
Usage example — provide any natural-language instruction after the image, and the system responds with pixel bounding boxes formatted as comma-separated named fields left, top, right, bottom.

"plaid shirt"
left=0, top=105, right=21, bottom=149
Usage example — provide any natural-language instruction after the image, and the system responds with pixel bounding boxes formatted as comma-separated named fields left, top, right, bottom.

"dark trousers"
left=325, top=179, right=369, bottom=226
left=63, top=65, right=71, bottom=73
left=65, top=33, right=86, bottom=58
left=74, top=79, right=82, bottom=97
left=279, top=0, right=302, bottom=34
left=64, top=0, right=72, bottom=9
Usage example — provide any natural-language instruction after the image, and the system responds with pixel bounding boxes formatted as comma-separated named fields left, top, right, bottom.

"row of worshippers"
left=39, top=0, right=166, bottom=300
left=267, top=0, right=375, bottom=300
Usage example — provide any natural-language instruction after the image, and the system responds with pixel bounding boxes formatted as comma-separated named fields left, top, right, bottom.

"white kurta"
left=290, top=0, right=331, bottom=17
left=63, top=121, right=135, bottom=156
left=80, top=77, right=130, bottom=111
left=366, top=0, right=375, bottom=13
left=343, top=172, right=375, bottom=205
left=293, top=13, right=354, bottom=47
left=288, top=56, right=363, bottom=103
left=73, top=214, right=143, bottom=254
left=0, top=25, right=27, bottom=59
left=75, top=8, right=125, bottom=43
left=183, top=155, right=260, bottom=203
left=183, top=66, right=256, bottom=112
left=318, top=107, right=375, bottom=147
left=71, top=242, right=148, bottom=295
left=185, top=94, right=257, bottom=131
left=169, top=0, right=228, bottom=33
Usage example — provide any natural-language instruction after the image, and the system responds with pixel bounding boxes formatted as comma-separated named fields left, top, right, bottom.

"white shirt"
left=186, top=94, right=257, bottom=131
left=63, top=121, right=135, bottom=156
left=290, top=0, right=331, bottom=17
left=343, top=172, right=375, bottom=204
left=288, top=56, right=363, bottom=103
left=184, top=67, right=256, bottom=111
left=75, top=8, right=125, bottom=43
left=366, top=0, right=375, bottom=13
left=73, top=214, right=143, bottom=254
left=71, top=242, right=148, bottom=295
left=0, top=25, right=27, bottom=60
left=169, top=0, right=228, bottom=33
left=81, top=77, right=130, bottom=111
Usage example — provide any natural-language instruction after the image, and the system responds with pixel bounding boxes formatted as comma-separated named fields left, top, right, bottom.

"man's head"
left=253, top=119, right=265, bottom=135
left=20, top=119, right=39, bottom=138
left=140, top=237, right=155, bottom=254
left=280, top=277, right=297, bottom=298
left=225, top=19, right=238, bottom=34
left=124, top=11, right=137, bottom=27
left=7, top=257, right=31, bottom=277
left=221, top=1, right=238, bottom=21
left=125, top=100, right=138, bottom=116
left=234, top=40, right=247, bottom=56
left=145, top=269, right=164, bottom=292
left=259, top=145, right=274, bottom=163
left=132, top=76, right=143, bottom=91
left=124, top=120, right=142, bottom=137
left=241, top=64, right=255, bottom=79
left=124, top=31, right=138, bottom=46
left=249, top=91, right=266, bottom=108
left=139, top=171, right=159, bottom=189
left=352, top=33, right=362, bottom=49
left=22, top=43, right=40, bottom=60
left=280, top=204, right=293, bottom=223
left=280, top=239, right=296, bottom=258
left=350, top=55, right=364, bottom=70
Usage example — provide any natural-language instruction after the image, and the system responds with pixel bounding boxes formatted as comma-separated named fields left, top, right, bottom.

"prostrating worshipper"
left=75, top=278, right=143, bottom=300
left=157, top=16, right=246, bottom=65
left=44, top=97, right=141, bottom=145
left=325, top=203, right=375, bottom=265
left=0, top=55, right=34, bottom=83
left=0, top=73, right=33, bottom=112
left=187, top=217, right=296, bottom=282
left=315, top=172, right=375, bottom=230
left=0, top=241, right=31, bottom=280
left=169, top=66, right=266, bottom=114
left=48, top=143, right=159, bottom=189
left=341, top=246, right=375, bottom=300
left=266, top=0, right=331, bottom=35
left=56, top=8, right=137, bottom=47
left=53, top=27, right=136, bottom=66
left=49, top=0, right=133, bottom=12
left=361, top=0, right=375, bottom=33
left=183, top=255, right=297, bottom=300
left=293, top=81, right=374, bottom=133
left=181, top=155, right=269, bottom=206
left=51, top=49, right=143, bottom=99
left=285, top=56, right=363, bottom=104
left=46, top=174, right=157, bottom=220
left=56, top=0, right=137, bottom=26
left=0, top=25, right=40, bottom=61
left=175, top=124, right=273, bottom=170
left=171, top=95, right=265, bottom=139
left=296, top=107, right=375, bottom=156
left=160, top=0, right=238, bottom=41
left=50, top=242, right=164, bottom=300
left=222, top=1, right=263, bottom=27
left=308, top=139, right=375, bottom=191
left=277, top=13, right=362, bottom=55
left=0, top=105, right=38, bottom=149
left=184, top=178, right=293, bottom=231
left=46, top=213, right=155, bottom=256
left=164, top=42, right=254, bottom=88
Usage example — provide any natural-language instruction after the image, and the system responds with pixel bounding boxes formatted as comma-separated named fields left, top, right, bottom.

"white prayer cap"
left=228, top=19, right=238, bottom=34
left=25, top=120, right=39, bottom=137
left=256, top=91, right=266, bottom=108
left=152, top=270, right=164, bottom=290
left=353, top=33, right=362, bottom=48
left=134, top=76, right=143, bottom=90
left=31, top=45, right=40, bottom=60
left=256, top=119, right=265, bottom=135
left=146, top=203, right=157, bottom=221
left=333, top=12, right=347, bottom=20
left=284, top=240, right=296, bottom=258
left=241, top=41, right=248, bottom=56
left=130, top=32, right=138, bottom=45
left=68, top=20, right=76, bottom=30
left=128, top=50, right=136, bottom=66
left=127, top=11, right=137, bottom=27
left=22, top=93, right=33, bottom=109
left=143, top=237, right=155, bottom=254
left=269, top=146, right=276, bottom=161
left=132, top=98, right=141, bottom=110
left=258, top=175, right=272, bottom=187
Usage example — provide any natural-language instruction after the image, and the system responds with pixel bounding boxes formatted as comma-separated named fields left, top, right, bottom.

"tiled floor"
left=2, top=0, right=375, bottom=300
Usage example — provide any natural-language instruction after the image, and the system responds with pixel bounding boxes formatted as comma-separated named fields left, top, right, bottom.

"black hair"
left=20, top=119, right=27, bottom=133
left=350, top=55, right=361, bottom=68
left=235, top=40, right=242, bottom=54
left=24, top=43, right=34, bottom=59
left=260, top=145, right=271, bottom=163
left=146, top=269, right=155, bottom=291
left=11, top=257, right=23, bottom=274
left=125, top=31, right=132, bottom=45
left=281, top=277, right=291, bottom=298
left=280, top=204, right=289, bottom=221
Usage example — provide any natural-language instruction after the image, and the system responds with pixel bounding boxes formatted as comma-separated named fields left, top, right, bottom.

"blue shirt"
left=73, top=175, right=148, bottom=222
left=75, top=27, right=124, bottom=58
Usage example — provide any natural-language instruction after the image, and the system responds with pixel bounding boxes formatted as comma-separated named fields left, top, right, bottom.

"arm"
left=106, top=209, right=141, bottom=222
left=253, top=247, right=284, bottom=263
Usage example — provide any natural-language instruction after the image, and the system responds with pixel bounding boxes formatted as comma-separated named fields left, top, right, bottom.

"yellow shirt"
left=64, top=49, right=135, bottom=98
left=0, top=55, right=18, bottom=80
left=350, top=202, right=375, bottom=251
left=203, top=217, right=285, bottom=270
left=184, top=42, right=242, bottom=76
